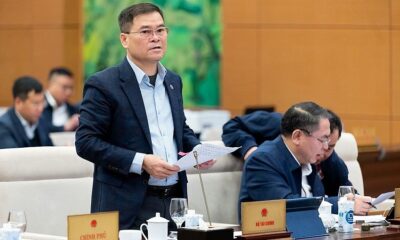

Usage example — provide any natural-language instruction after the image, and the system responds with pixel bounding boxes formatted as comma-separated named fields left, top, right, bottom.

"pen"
left=367, top=202, right=377, bottom=209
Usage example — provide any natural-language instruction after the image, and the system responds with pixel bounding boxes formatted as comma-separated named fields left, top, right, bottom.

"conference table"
left=234, top=223, right=400, bottom=239
left=18, top=223, right=400, bottom=240
left=313, top=224, right=400, bottom=239
left=21, top=232, right=66, bottom=240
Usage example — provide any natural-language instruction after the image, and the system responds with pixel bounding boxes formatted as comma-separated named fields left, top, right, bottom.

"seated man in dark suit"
left=0, top=76, right=53, bottom=148
left=237, top=102, right=371, bottom=217
left=223, top=109, right=350, bottom=196
left=41, top=67, right=79, bottom=132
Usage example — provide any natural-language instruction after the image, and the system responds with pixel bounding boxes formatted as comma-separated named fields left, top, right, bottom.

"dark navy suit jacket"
left=222, top=111, right=282, bottom=158
left=223, top=111, right=353, bottom=198
left=239, top=136, right=338, bottom=219
left=41, top=97, right=79, bottom=132
left=0, top=108, right=53, bottom=148
left=75, top=58, right=200, bottom=229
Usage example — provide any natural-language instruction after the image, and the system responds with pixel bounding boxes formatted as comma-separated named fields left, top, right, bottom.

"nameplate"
left=395, top=188, right=400, bottom=218
left=241, top=200, right=285, bottom=235
left=68, top=211, right=118, bottom=240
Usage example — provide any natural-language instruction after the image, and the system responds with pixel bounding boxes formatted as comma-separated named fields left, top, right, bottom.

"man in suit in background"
left=0, top=76, right=53, bottom=148
left=76, top=3, right=214, bottom=230
left=42, top=67, right=79, bottom=132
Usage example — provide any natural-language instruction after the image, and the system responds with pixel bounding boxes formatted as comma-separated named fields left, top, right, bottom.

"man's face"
left=48, top=74, right=74, bottom=104
left=120, top=11, right=167, bottom=67
left=15, top=91, right=45, bottom=125
left=298, top=118, right=331, bottom=164
left=316, top=129, right=340, bottom=163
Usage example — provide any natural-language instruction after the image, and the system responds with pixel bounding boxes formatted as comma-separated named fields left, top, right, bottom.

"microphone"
left=193, top=150, right=213, bottom=228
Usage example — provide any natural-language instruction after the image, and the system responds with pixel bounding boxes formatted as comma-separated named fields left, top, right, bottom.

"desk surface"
left=314, top=225, right=400, bottom=239
left=312, top=227, right=400, bottom=240
left=234, top=224, right=400, bottom=240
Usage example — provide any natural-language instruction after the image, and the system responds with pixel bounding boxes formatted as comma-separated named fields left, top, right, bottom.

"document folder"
left=286, top=197, right=327, bottom=239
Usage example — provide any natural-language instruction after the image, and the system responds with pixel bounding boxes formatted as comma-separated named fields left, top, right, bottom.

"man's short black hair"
left=118, top=3, right=164, bottom=33
left=327, top=109, right=342, bottom=138
left=48, top=67, right=73, bottom=80
left=281, top=101, right=330, bottom=136
left=12, top=76, right=43, bottom=100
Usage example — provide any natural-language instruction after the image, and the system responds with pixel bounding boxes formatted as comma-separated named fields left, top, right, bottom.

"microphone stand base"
left=178, top=227, right=234, bottom=240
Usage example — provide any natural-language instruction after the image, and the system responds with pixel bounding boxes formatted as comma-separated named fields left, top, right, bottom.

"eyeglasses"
left=124, top=27, right=169, bottom=38
left=299, top=128, right=331, bottom=146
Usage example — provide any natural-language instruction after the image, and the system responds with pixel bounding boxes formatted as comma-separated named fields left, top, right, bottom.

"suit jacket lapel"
left=276, top=136, right=303, bottom=195
left=119, top=59, right=152, bottom=147
left=9, top=109, right=30, bottom=147
left=164, top=75, right=182, bottom=149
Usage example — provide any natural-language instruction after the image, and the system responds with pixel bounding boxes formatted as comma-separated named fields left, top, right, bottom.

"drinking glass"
left=338, top=186, right=355, bottom=200
left=7, top=210, right=27, bottom=232
left=169, top=198, right=188, bottom=239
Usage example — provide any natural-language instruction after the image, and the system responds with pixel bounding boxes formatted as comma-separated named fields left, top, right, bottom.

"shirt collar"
left=126, top=56, right=167, bottom=86
left=282, top=137, right=312, bottom=176
left=282, top=136, right=312, bottom=176
left=45, top=91, right=67, bottom=110
left=15, top=109, right=38, bottom=131
left=282, top=136, right=301, bottom=166
left=45, top=91, right=57, bottom=108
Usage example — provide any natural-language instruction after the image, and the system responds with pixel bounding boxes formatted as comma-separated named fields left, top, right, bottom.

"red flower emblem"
left=91, top=219, right=97, bottom=228
left=261, top=208, right=268, bottom=217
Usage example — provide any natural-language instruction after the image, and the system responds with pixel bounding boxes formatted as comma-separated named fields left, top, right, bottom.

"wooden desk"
left=312, top=224, right=400, bottom=239
left=312, top=227, right=400, bottom=240
left=235, top=224, right=400, bottom=240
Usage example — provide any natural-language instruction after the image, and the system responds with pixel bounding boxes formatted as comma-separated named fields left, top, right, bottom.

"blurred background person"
left=0, top=76, right=53, bottom=148
left=42, top=67, right=79, bottom=132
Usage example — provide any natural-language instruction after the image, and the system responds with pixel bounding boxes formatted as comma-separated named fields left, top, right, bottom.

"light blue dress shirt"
left=127, top=57, right=179, bottom=186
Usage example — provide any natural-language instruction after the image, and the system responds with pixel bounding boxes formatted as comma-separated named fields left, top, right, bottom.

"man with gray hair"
left=76, top=2, right=214, bottom=230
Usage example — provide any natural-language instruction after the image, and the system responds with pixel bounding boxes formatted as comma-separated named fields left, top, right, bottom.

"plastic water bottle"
left=338, top=197, right=354, bottom=232
left=185, top=209, right=203, bottom=228
left=0, top=223, right=20, bottom=240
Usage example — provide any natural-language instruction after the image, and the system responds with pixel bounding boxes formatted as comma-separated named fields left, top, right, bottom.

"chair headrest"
left=334, top=132, right=358, bottom=162
left=0, top=146, right=93, bottom=181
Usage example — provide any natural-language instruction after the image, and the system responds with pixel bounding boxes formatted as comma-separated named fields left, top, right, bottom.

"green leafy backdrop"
left=84, top=0, right=221, bottom=107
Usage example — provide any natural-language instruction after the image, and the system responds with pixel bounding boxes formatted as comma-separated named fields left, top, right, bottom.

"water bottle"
left=185, top=209, right=202, bottom=228
left=0, top=223, right=20, bottom=240
left=338, top=197, right=354, bottom=232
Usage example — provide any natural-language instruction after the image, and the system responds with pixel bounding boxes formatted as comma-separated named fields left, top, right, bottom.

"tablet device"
left=286, top=197, right=327, bottom=239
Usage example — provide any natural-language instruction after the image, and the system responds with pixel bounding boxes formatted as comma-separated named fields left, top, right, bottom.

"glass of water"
left=169, top=198, right=188, bottom=239
left=7, top=210, right=27, bottom=232
left=338, top=186, right=355, bottom=200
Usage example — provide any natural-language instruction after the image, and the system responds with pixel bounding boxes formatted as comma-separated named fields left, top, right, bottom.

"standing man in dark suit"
left=42, top=67, right=79, bottom=132
left=0, top=76, right=53, bottom=148
left=75, top=3, right=214, bottom=231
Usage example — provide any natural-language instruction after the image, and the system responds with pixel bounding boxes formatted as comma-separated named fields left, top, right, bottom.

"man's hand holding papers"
left=175, top=143, right=240, bottom=171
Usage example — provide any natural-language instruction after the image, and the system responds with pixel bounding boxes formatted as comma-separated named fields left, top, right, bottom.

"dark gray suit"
left=0, top=108, right=53, bottom=149
left=75, top=58, right=199, bottom=229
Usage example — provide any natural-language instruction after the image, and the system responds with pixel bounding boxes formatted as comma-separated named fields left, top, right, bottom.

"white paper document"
left=353, top=215, right=386, bottom=223
left=371, top=191, right=395, bottom=206
left=176, top=143, right=240, bottom=171
left=332, top=214, right=386, bottom=223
